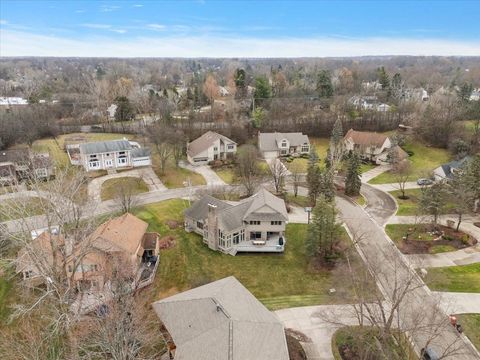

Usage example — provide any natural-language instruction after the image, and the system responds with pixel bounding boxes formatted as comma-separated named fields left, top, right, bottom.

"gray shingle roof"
left=152, top=276, right=289, bottom=360
left=258, top=132, right=310, bottom=152
left=130, top=147, right=151, bottom=158
left=79, top=139, right=131, bottom=155
left=187, top=131, right=236, bottom=158
left=184, top=194, right=232, bottom=220
left=185, top=189, right=288, bottom=232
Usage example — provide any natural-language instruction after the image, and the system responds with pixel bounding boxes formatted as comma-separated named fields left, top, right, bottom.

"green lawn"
left=369, top=140, right=451, bottom=184
left=100, top=177, right=149, bottom=201
left=286, top=194, right=311, bottom=208
left=285, top=157, right=309, bottom=173
left=133, top=199, right=375, bottom=310
left=214, top=167, right=236, bottom=184
left=310, top=137, right=330, bottom=159
left=462, top=120, right=479, bottom=134
left=360, top=163, right=376, bottom=174
left=458, top=314, right=480, bottom=351
left=0, top=277, right=13, bottom=322
left=0, top=197, right=47, bottom=222
left=423, top=263, right=480, bottom=293
left=152, top=154, right=205, bottom=189
left=385, top=224, right=458, bottom=254
left=389, top=188, right=455, bottom=216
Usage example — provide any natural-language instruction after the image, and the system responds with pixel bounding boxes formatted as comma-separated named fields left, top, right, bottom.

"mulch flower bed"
left=400, top=224, right=477, bottom=254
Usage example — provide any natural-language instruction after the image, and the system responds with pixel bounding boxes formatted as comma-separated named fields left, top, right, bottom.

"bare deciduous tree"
left=235, top=144, right=262, bottom=197
left=392, top=159, right=412, bottom=199
left=269, top=159, right=288, bottom=194
left=289, top=161, right=303, bottom=197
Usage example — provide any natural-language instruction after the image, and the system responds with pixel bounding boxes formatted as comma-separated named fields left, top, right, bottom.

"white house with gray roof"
left=67, top=139, right=151, bottom=172
left=153, top=276, right=289, bottom=360
left=185, top=188, right=288, bottom=255
left=258, top=132, right=310, bottom=159
left=187, top=131, right=237, bottom=165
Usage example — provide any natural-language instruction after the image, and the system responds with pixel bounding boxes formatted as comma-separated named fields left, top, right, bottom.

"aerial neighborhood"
left=1, top=2, right=480, bottom=359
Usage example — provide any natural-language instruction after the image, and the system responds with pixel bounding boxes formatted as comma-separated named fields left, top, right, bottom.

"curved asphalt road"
left=361, top=183, right=397, bottom=226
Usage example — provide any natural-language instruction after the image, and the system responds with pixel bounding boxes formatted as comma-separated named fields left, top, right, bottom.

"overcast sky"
left=1, top=0, right=479, bottom=57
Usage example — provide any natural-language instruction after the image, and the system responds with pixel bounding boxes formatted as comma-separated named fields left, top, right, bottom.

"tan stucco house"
left=185, top=188, right=288, bottom=255
left=186, top=131, right=237, bottom=165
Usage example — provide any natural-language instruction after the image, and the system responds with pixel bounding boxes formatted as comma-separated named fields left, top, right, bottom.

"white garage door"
left=132, top=157, right=151, bottom=167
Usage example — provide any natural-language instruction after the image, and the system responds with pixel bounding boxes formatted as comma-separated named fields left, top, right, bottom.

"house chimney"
left=207, top=204, right=218, bottom=251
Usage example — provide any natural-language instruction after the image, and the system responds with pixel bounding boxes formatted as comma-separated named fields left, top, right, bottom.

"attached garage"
left=262, top=151, right=279, bottom=159
left=131, top=148, right=151, bottom=168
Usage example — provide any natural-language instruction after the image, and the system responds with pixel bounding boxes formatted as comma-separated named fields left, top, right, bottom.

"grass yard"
left=213, top=167, right=237, bottom=184
left=0, top=197, right=47, bottom=222
left=286, top=194, right=311, bottom=208
left=462, top=120, right=479, bottom=134
left=385, top=224, right=473, bottom=254
left=0, top=277, right=13, bottom=323
left=368, top=140, right=451, bottom=184
left=310, top=137, right=330, bottom=159
left=152, top=155, right=205, bottom=189
left=133, top=199, right=376, bottom=310
left=285, top=157, right=309, bottom=173
left=423, top=263, right=480, bottom=293
left=457, top=314, right=480, bottom=351
left=389, top=188, right=456, bottom=216
left=100, top=177, right=149, bottom=201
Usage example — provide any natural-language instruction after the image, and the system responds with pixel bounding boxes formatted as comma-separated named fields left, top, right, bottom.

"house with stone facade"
left=184, top=188, right=288, bottom=255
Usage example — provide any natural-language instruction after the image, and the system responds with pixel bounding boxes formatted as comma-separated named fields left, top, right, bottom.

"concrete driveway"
left=360, top=183, right=397, bottom=226
left=179, top=161, right=226, bottom=186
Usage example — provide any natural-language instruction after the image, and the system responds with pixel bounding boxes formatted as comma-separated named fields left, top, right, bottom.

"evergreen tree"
left=320, top=169, right=335, bottom=202
left=254, top=76, right=272, bottom=105
left=234, top=68, right=247, bottom=98
left=316, top=70, right=334, bottom=98
left=377, top=66, right=390, bottom=90
left=420, top=183, right=447, bottom=225
left=114, top=96, right=135, bottom=122
left=305, top=195, right=342, bottom=261
left=307, top=146, right=321, bottom=205
left=457, top=82, right=473, bottom=103
left=345, top=153, right=361, bottom=196
left=329, top=118, right=345, bottom=170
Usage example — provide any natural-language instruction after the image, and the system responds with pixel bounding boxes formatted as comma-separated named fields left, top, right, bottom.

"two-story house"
left=344, top=129, right=396, bottom=164
left=153, top=276, right=289, bottom=360
left=16, top=214, right=160, bottom=293
left=185, top=188, right=288, bottom=255
left=67, top=139, right=151, bottom=172
left=186, top=131, right=237, bottom=165
left=258, top=132, right=310, bottom=159
left=0, top=149, right=54, bottom=185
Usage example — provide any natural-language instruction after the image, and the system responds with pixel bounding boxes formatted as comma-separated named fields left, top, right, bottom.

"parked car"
left=417, top=178, right=433, bottom=186
left=421, top=347, right=439, bottom=360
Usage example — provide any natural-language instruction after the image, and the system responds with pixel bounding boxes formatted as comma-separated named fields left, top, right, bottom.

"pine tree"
left=345, top=153, right=361, bottom=196
left=316, top=70, right=334, bottom=98
left=329, top=118, right=345, bottom=170
left=307, top=146, right=321, bottom=204
left=306, top=195, right=342, bottom=261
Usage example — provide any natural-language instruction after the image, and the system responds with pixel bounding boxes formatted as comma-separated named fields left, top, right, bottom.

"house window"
left=214, top=146, right=218, bottom=151
left=233, top=232, right=240, bottom=244
left=301, top=144, right=309, bottom=152
left=250, top=232, right=262, bottom=240
left=196, top=221, right=204, bottom=230
left=227, top=144, right=235, bottom=150
left=240, top=229, right=245, bottom=242
left=117, top=157, right=127, bottom=165
left=35, top=168, right=47, bottom=178
left=280, top=149, right=288, bottom=155
left=281, top=140, right=287, bottom=148
left=271, top=221, right=282, bottom=226
left=249, top=220, right=260, bottom=225
left=194, top=157, right=208, bottom=162
left=90, top=154, right=98, bottom=159
left=89, top=160, right=100, bottom=169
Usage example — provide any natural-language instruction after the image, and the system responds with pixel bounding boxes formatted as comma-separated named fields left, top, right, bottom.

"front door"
left=105, top=159, right=113, bottom=168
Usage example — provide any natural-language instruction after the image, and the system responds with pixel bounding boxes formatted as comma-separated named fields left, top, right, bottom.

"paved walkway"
left=360, top=164, right=391, bottom=183
left=88, top=167, right=166, bottom=203
left=435, top=292, right=480, bottom=315
left=370, top=181, right=423, bottom=192
left=179, top=161, right=226, bottom=186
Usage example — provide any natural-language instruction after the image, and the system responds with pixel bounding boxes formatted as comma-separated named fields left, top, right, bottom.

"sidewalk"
left=360, top=165, right=391, bottom=183
left=370, top=181, right=423, bottom=192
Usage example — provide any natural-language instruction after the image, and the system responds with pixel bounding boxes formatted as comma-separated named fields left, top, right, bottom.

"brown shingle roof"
left=187, top=131, right=236, bottom=158
left=89, top=213, right=148, bottom=255
left=344, top=129, right=389, bottom=147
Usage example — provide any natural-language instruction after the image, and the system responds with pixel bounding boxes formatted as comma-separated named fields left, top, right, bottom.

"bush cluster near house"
left=133, top=199, right=376, bottom=310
